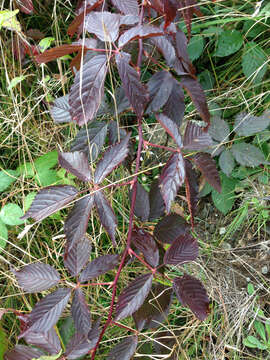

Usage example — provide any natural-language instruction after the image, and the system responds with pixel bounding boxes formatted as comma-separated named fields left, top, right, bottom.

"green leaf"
left=187, top=35, right=204, bottom=61
left=0, top=325, right=8, bottom=359
left=198, top=70, right=215, bottom=91
left=0, top=203, right=25, bottom=225
left=231, top=143, right=267, bottom=167
left=32, top=351, right=62, bottom=360
left=243, top=20, right=268, bottom=39
left=242, top=42, right=267, bottom=84
left=16, top=162, right=35, bottom=178
left=39, top=37, right=55, bottom=52
left=243, top=336, right=267, bottom=350
left=23, top=192, right=37, bottom=212
left=212, top=173, right=236, bottom=214
left=59, top=316, right=75, bottom=347
left=234, top=111, right=270, bottom=137
left=34, top=151, right=58, bottom=171
left=0, top=219, right=8, bottom=252
left=199, top=181, right=214, bottom=198
left=35, top=169, right=60, bottom=187
left=254, top=320, right=267, bottom=342
left=0, top=10, right=21, bottom=32
left=0, top=170, right=18, bottom=192
left=219, top=150, right=235, bottom=176
left=7, top=75, right=25, bottom=91
left=247, top=283, right=255, bottom=295
left=215, top=30, right=243, bottom=57
left=202, top=26, right=223, bottom=36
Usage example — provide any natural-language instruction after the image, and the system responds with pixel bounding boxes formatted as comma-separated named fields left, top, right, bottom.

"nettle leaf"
left=150, top=36, right=176, bottom=68
left=173, top=274, right=209, bottom=321
left=23, top=328, right=61, bottom=355
left=58, top=152, right=91, bottom=182
left=111, top=0, right=139, bottom=15
left=107, top=335, right=138, bottom=360
left=69, top=55, right=108, bottom=126
left=12, top=262, right=60, bottom=293
left=149, top=179, right=165, bottom=221
left=71, top=288, right=91, bottom=335
left=219, top=149, right=235, bottom=177
left=192, top=153, right=221, bottom=193
left=209, top=116, right=230, bottom=142
left=159, top=152, right=186, bottom=213
left=64, top=237, right=92, bottom=277
left=154, top=213, right=190, bottom=244
left=133, top=284, right=173, bottom=330
left=231, top=143, right=266, bottom=167
left=131, top=182, right=150, bottom=222
left=164, top=234, right=198, bottom=265
left=4, top=345, right=44, bottom=360
left=0, top=169, right=18, bottom=192
left=156, top=113, right=182, bottom=148
left=85, top=12, right=121, bottom=42
left=20, top=288, right=71, bottom=337
left=212, top=173, right=236, bottom=215
left=163, top=79, right=185, bottom=126
left=94, top=133, right=130, bottom=184
left=16, top=0, right=34, bottom=14
left=242, top=42, right=267, bottom=84
left=118, top=25, right=163, bottom=48
left=116, top=53, right=149, bottom=118
left=71, top=121, right=107, bottom=162
left=183, top=122, right=213, bottom=151
left=215, top=30, right=243, bottom=57
left=79, top=254, right=119, bottom=283
left=234, top=112, right=270, bottom=137
left=94, top=191, right=117, bottom=245
left=131, top=226, right=159, bottom=268
left=50, top=95, right=72, bottom=124
left=115, top=273, right=153, bottom=321
left=184, top=159, right=199, bottom=223
left=21, top=185, right=78, bottom=221
left=64, top=196, right=94, bottom=252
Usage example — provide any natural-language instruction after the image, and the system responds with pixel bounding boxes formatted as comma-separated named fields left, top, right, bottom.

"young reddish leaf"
left=181, top=76, right=210, bottom=125
left=115, top=273, right=153, bottom=321
left=4, top=345, right=44, bottom=360
left=69, top=55, right=108, bottom=126
left=58, top=152, right=91, bottom=182
left=23, top=328, right=61, bottom=355
left=85, top=12, right=121, bottom=42
left=173, top=274, right=210, bottom=321
left=163, top=79, right=185, bottom=126
left=79, top=254, right=119, bottom=283
left=16, top=0, right=34, bottom=14
left=21, top=185, right=78, bottom=221
left=154, top=213, right=190, bottom=244
left=159, top=152, right=186, bottom=213
left=64, top=237, right=92, bottom=277
left=148, top=0, right=164, bottom=14
left=131, top=182, right=150, bottom=222
left=183, top=122, right=213, bottom=150
left=12, top=263, right=60, bottom=293
left=50, top=95, right=72, bottom=124
left=150, top=36, right=176, bottom=68
left=133, top=285, right=173, bottom=330
left=64, top=195, right=94, bottom=252
left=111, top=0, right=139, bottom=15
left=106, top=335, right=138, bottom=360
left=184, top=159, right=199, bottom=226
left=118, top=25, right=163, bottom=48
left=116, top=53, right=149, bottom=118
left=149, top=179, right=165, bottom=221
left=19, top=288, right=71, bottom=337
left=131, top=226, right=159, bottom=268
left=71, top=288, right=91, bottom=335
left=156, top=113, right=182, bottom=148
left=164, top=233, right=198, bottom=265
left=164, top=0, right=178, bottom=28
left=192, top=153, right=221, bottom=192
left=94, top=133, right=131, bottom=184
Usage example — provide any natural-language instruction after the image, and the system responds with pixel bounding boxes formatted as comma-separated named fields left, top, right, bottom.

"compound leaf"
left=192, top=153, right=221, bottom=193
left=85, top=11, right=121, bottom=42
left=156, top=113, right=182, bottom=148
left=163, top=79, right=185, bottom=126
left=106, top=335, right=138, bottom=360
left=79, top=254, right=119, bottom=283
left=71, top=288, right=91, bottom=336
left=58, top=152, right=91, bottom=182
left=64, top=237, right=92, bottom=277
left=154, top=213, right=190, bottom=244
left=146, top=71, right=174, bottom=113
left=164, top=234, right=198, bottom=265
left=4, top=345, right=44, bottom=360
left=118, top=25, right=163, bottom=48
left=150, top=36, right=176, bottom=68
left=231, top=143, right=266, bottom=167
left=23, top=328, right=61, bottom=355
left=183, top=122, right=213, bottom=150
left=111, top=0, right=139, bottom=15
left=131, top=226, right=159, bottom=268
left=50, top=95, right=72, bottom=124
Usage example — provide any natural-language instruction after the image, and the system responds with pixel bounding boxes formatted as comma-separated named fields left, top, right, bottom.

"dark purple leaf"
left=131, top=182, right=150, bottom=222
left=184, top=159, right=199, bottom=226
left=159, top=152, right=185, bottom=213
left=21, top=185, right=78, bottom=221
left=79, top=254, right=119, bottom=283
left=58, top=152, right=91, bottom=182
left=164, top=0, right=178, bottom=28
left=19, top=288, right=71, bottom=337
left=11, top=262, right=60, bottom=293
left=4, top=345, right=43, bottom=360
left=183, top=122, right=213, bottom=150
left=71, top=288, right=91, bottom=335
left=50, top=95, right=72, bottom=123
left=23, top=328, right=61, bottom=355
left=16, top=0, right=34, bottom=14
left=107, top=335, right=138, bottom=360
left=173, top=274, right=210, bottom=321
left=150, top=36, right=176, bottom=67
left=64, top=237, right=92, bottom=277
left=108, top=120, right=128, bottom=145
left=163, top=79, right=185, bottom=126
left=114, top=86, right=131, bottom=114
left=85, top=12, right=121, bottom=42
left=174, top=29, right=193, bottom=73
left=69, top=55, right=108, bottom=126
left=133, top=285, right=173, bottom=330
left=94, top=133, right=131, bottom=184
left=149, top=179, right=165, bottom=221
left=153, top=330, right=178, bottom=358
left=164, top=233, right=198, bottom=265
left=116, top=53, right=149, bottom=118
left=115, top=273, right=153, bottom=321
left=64, top=195, right=94, bottom=252
left=111, top=0, right=139, bottom=15
left=131, top=226, right=159, bottom=268
left=118, top=25, right=163, bottom=48
left=192, top=153, right=221, bottom=192
left=120, top=14, right=139, bottom=26
left=156, top=113, right=182, bottom=148
left=154, top=213, right=190, bottom=244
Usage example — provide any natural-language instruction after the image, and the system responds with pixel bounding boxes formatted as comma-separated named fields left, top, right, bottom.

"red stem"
left=144, top=140, right=178, bottom=153
left=128, top=248, right=156, bottom=274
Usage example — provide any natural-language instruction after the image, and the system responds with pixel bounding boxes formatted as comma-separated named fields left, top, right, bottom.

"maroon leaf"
left=64, top=237, right=92, bottom=277
left=79, top=254, right=119, bottom=283
left=108, top=120, right=128, bottom=145
left=131, top=182, right=150, bottom=222
left=183, top=122, right=213, bottom=151
left=154, top=213, right=190, bottom=244
left=116, top=53, right=149, bottom=118
left=94, top=133, right=131, bottom=184
left=85, top=12, right=121, bottom=42
left=163, top=79, right=185, bottom=126
left=19, top=288, right=71, bottom=337
left=16, top=0, right=34, bottom=14
left=150, top=36, right=176, bottom=68
left=118, top=25, right=163, bottom=48
left=149, top=179, right=165, bottom=221
left=173, top=274, right=210, bottom=320
left=58, top=152, right=91, bottom=182
left=111, top=0, right=139, bottom=15
left=132, top=226, right=159, bottom=268
left=164, top=0, right=178, bottom=28
left=164, top=234, right=198, bottom=265
left=65, top=329, right=99, bottom=360
left=115, top=273, right=153, bottom=321
left=23, top=328, right=61, bottom=355
left=159, top=152, right=185, bottom=213
left=4, top=345, right=44, bottom=360
left=192, top=153, right=221, bottom=192
left=174, top=29, right=194, bottom=73
left=21, top=185, right=78, bottom=221
left=64, top=195, right=94, bottom=252
left=156, top=113, right=182, bottom=148
left=133, top=285, right=173, bottom=330
left=120, top=14, right=139, bottom=26
left=71, top=288, right=91, bottom=335
left=11, top=263, right=60, bottom=293
left=107, top=335, right=138, bottom=359
left=69, top=55, right=108, bottom=126
left=50, top=95, right=72, bottom=124
left=184, top=159, right=198, bottom=226
left=114, top=86, right=131, bottom=114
